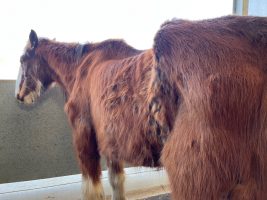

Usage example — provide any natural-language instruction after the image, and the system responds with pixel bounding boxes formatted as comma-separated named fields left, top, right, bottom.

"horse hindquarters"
left=161, top=76, right=267, bottom=200
left=161, top=112, right=224, bottom=200
left=64, top=99, right=105, bottom=200
left=162, top=116, right=266, bottom=200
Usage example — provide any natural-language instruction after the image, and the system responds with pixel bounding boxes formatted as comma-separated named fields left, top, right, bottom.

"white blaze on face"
left=15, top=67, right=22, bottom=97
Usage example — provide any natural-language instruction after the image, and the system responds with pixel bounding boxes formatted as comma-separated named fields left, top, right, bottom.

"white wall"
left=0, top=0, right=233, bottom=80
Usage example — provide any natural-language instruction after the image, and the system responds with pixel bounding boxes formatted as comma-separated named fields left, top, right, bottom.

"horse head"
left=16, top=30, right=54, bottom=104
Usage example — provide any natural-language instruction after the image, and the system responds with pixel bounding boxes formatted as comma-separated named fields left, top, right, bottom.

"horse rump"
left=149, top=15, right=267, bottom=199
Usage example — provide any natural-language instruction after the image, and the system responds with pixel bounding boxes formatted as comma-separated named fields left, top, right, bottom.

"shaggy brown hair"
left=17, top=31, right=164, bottom=199
left=16, top=15, right=267, bottom=199
left=150, top=15, right=267, bottom=199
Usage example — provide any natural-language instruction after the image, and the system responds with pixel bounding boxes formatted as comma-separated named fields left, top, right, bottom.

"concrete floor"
left=145, top=194, right=170, bottom=200
left=0, top=167, right=169, bottom=200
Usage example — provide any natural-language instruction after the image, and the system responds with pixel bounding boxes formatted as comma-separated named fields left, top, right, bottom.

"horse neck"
left=37, top=39, right=86, bottom=95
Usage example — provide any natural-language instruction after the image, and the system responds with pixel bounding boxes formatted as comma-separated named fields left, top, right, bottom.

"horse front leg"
left=107, top=159, right=126, bottom=200
left=73, top=123, right=105, bottom=200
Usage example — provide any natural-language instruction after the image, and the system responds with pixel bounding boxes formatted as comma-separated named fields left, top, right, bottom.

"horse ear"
left=29, top=29, right=38, bottom=49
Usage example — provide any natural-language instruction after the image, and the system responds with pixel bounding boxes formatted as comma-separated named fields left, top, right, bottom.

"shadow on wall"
left=0, top=80, right=83, bottom=183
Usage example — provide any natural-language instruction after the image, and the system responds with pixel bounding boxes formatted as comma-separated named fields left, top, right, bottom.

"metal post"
left=242, top=0, right=249, bottom=15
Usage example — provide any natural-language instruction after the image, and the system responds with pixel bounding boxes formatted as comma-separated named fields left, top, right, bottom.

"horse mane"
left=37, top=38, right=91, bottom=65
left=35, top=38, right=141, bottom=71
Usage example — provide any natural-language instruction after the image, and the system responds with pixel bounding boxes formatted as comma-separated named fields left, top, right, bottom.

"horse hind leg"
left=65, top=98, right=105, bottom=199
left=82, top=174, right=105, bottom=200
left=73, top=124, right=105, bottom=200
left=107, top=160, right=126, bottom=200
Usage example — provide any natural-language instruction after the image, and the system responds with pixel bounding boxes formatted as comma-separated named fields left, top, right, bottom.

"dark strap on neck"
left=76, top=43, right=91, bottom=59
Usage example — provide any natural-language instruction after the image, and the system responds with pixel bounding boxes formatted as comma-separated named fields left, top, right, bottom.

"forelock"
left=21, top=42, right=36, bottom=61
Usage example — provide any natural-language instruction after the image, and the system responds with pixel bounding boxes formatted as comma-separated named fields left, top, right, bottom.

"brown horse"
left=16, top=30, right=165, bottom=200
left=149, top=16, right=267, bottom=199
left=16, top=15, right=267, bottom=200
